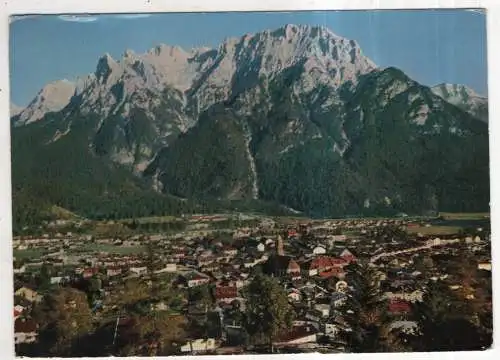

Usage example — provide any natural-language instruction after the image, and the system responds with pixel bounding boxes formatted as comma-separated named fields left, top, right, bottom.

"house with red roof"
left=14, top=305, right=24, bottom=320
left=388, top=300, right=412, bottom=315
left=83, top=267, right=99, bottom=279
left=302, top=256, right=348, bottom=277
left=185, top=273, right=210, bottom=288
left=273, top=325, right=318, bottom=348
left=14, top=318, right=38, bottom=345
left=215, top=285, right=238, bottom=303
left=288, top=229, right=298, bottom=238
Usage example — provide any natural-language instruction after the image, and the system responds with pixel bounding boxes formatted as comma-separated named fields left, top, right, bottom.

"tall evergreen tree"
left=337, top=262, right=407, bottom=352
left=243, top=274, right=294, bottom=352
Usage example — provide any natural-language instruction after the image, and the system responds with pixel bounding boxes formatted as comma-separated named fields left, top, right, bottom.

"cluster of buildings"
left=12, top=215, right=491, bottom=354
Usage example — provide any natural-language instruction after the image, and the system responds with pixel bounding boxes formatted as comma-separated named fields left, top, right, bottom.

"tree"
left=33, top=287, right=93, bottom=356
left=243, top=274, right=294, bottom=352
left=36, top=263, right=54, bottom=291
left=115, top=314, right=188, bottom=356
left=337, top=262, right=406, bottom=352
left=410, top=281, right=489, bottom=351
left=189, top=284, right=213, bottom=309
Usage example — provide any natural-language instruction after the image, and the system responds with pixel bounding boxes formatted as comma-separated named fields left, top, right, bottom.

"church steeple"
left=277, top=234, right=284, bottom=256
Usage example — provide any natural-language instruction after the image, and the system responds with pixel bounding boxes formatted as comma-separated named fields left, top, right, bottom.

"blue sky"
left=10, top=9, right=487, bottom=107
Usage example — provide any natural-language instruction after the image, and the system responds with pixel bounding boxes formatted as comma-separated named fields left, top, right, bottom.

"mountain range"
left=10, top=24, right=490, bottom=230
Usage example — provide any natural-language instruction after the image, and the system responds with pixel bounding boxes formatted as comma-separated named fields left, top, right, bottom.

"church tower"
left=277, top=234, right=284, bottom=256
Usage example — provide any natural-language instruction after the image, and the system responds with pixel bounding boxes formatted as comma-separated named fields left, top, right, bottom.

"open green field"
left=118, top=215, right=179, bottom=224
left=407, top=225, right=463, bottom=236
left=72, top=243, right=146, bottom=255
left=13, top=248, right=47, bottom=260
left=439, top=212, right=490, bottom=220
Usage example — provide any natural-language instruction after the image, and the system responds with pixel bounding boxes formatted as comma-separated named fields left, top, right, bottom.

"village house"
left=478, top=261, right=492, bottom=271
left=129, top=266, right=148, bottom=275
left=106, top=267, right=123, bottom=277
left=287, top=288, right=302, bottom=302
left=264, top=240, right=276, bottom=252
left=312, top=245, right=327, bottom=255
left=14, top=318, right=38, bottom=345
left=50, top=276, right=65, bottom=285
left=389, top=320, right=418, bottom=335
left=301, top=256, right=348, bottom=277
left=273, top=326, right=318, bottom=348
left=180, top=338, right=217, bottom=353
left=305, top=309, right=323, bottom=323
left=388, top=299, right=412, bottom=316
left=151, top=301, right=169, bottom=312
left=323, top=321, right=342, bottom=337
left=14, top=305, right=25, bottom=320
left=313, top=303, right=330, bottom=317
left=215, top=285, right=238, bottom=304
left=83, top=267, right=99, bottom=279
left=339, top=249, right=356, bottom=263
left=13, top=264, right=26, bottom=274
left=384, top=289, right=424, bottom=303
left=15, top=287, right=42, bottom=303
left=331, top=292, right=348, bottom=308
left=155, top=263, right=177, bottom=273
left=223, top=246, right=238, bottom=257
left=184, top=273, right=210, bottom=288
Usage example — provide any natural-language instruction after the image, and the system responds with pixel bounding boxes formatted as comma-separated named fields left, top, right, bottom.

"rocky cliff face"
left=14, top=79, right=76, bottom=126
left=431, top=83, right=488, bottom=122
left=11, top=24, right=490, bottom=219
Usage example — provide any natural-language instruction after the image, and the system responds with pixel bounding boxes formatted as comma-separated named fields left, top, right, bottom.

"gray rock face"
left=15, top=79, right=76, bottom=126
left=431, top=83, right=488, bottom=122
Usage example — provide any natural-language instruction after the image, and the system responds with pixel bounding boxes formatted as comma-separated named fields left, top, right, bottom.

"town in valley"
left=13, top=211, right=492, bottom=355
left=9, top=10, right=491, bottom=357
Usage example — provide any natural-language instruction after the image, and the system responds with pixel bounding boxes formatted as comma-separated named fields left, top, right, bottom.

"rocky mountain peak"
left=10, top=103, right=24, bottom=117
left=432, top=83, right=485, bottom=101
left=95, top=53, right=120, bottom=83
left=15, top=79, right=76, bottom=126
left=431, top=83, right=488, bottom=122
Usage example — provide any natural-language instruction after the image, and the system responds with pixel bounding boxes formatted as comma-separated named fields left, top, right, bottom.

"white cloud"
left=11, top=13, right=152, bottom=24
left=58, top=15, right=99, bottom=23
left=9, top=15, right=40, bottom=23
left=465, top=9, right=485, bottom=15
left=114, top=14, right=152, bottom=19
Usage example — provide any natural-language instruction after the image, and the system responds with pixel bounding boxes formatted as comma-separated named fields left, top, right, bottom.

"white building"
left=180, top=338, right=216, bottom=353
left=187, top=276, right=210, bottom=288
left=50, top=276, right=63, bottom=285
left=324, top=322, right=341, bottom=336
left=314, top=303, right=330, bottom=317
left=478, top=262, right=492, bottom=271
left=312, top=246, right=327, bottom=255
left=384, top=290, right=424, bottom=303
left=155, top=263, right=177, bottom=273
left=13, top=265, right=26, bottom=274
left=130, top=266, right=148, bottom=275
